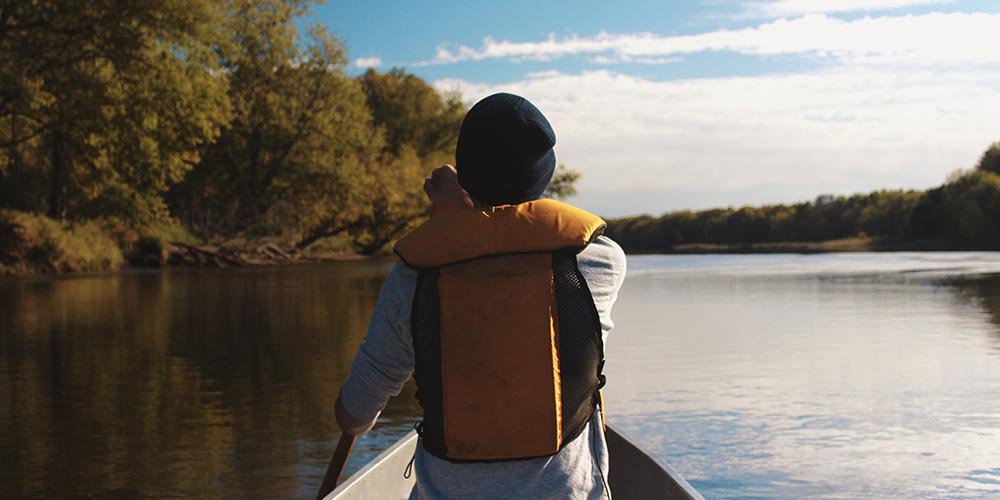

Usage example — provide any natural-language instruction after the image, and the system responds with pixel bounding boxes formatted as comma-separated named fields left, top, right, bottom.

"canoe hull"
left=605, top=425, right=704, bottom=500
left=324, top=423, right=705, bottom=500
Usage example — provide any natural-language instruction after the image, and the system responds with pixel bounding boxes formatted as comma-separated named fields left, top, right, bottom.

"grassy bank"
left=0, top=211, right=124, bottom=275
left=0, top=211, right=202, bottom=275
left=645, top=236, right=984, bottom=254
left=0, top=210, right=366, bottom=276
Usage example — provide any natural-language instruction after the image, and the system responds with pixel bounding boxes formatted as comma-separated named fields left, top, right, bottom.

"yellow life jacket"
left=395, top=199, right=608, bottom=462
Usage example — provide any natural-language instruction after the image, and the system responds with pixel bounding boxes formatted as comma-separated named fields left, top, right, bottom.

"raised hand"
left=424, top=164, right=474, bottom=212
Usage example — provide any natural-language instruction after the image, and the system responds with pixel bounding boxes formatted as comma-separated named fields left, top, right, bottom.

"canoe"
left=323, top=422, right=706, bottom=500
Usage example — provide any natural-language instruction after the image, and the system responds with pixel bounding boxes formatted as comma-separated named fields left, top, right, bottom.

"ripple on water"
left=607, top=253, right=1000, bottom=500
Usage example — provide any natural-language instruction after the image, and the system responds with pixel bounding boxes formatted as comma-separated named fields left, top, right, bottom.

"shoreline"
left=153, top=241, right=372, bottom=268
left=5, top=236, right=999, bottom=277
left=616, top=237, right=999, bottom=255
left=0, top=237, right=375, bottom=277
left=1, top=209, right=379, bottom=277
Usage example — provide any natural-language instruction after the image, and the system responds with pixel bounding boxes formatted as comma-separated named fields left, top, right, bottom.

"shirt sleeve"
left=339, top=262, right=418, bottom=422
left=577, top=236, right=627, bottom=338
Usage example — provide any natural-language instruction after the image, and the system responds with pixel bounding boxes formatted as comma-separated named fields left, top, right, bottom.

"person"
left=335, top=92, right=626, bottom=500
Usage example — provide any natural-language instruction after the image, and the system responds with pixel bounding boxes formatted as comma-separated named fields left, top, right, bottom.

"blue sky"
left=311, top=1, right=1000, bottom=217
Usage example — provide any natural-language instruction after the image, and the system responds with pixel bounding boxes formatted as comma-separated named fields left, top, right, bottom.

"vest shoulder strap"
left=394, top=199, right=606, bottom=268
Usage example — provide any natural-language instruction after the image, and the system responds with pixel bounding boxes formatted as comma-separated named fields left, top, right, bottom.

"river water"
left=2, top=253, right=999, bottom=499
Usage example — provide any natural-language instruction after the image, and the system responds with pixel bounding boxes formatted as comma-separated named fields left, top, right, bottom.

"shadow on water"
left=0, top=261, right=417, bottom=500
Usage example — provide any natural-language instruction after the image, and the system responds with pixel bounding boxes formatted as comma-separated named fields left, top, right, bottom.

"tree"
left=0, top=0, right=231, bottom=223
left=858, top=190, right=922, bottom=238
left=1, top=1, right=583, bottom=255
left=358, top=68, right=465, bottom=162
left=977, top=141, right=1000, bottom=175
left=170, top=0, right=375, bottom=240
left=342, top=147, right=428, bottom=254
left=543, top=164, right=581, bottom=200
left=295, top=68, right=467, bottom=252
left=953, top=172, right=1000, bottom=244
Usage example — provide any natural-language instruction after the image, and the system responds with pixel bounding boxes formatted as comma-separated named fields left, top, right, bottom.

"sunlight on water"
left=1, top=253, right=999, bottom=499
left=606, top=252, right=1000, bottom=500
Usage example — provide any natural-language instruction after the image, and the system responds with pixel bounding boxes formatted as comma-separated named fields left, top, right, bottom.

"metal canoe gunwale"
left=323, top=423, right=705, bottom=500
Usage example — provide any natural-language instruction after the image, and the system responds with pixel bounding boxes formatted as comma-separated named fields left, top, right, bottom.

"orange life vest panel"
left=395, top=200, right=608, bottom=462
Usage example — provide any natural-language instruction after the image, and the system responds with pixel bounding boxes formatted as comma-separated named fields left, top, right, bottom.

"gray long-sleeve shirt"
left=340, top=236, right=627, bottom=500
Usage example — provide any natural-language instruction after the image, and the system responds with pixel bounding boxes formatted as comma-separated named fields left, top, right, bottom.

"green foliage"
left=544, top=165, right=581, bottom=200
left=292, top=68, right=470, bottom=252
left=7, top=2, right=995, bottom=264
left=0, top=1, right=585, bottom=262
left=607, top=165, right=1000, bottom=252
left=606, top=189, right=926, bottom=252
left=977, top=142, right=1000, bottom=175
left=359, top=68, right=465, bottom=162
left=601, top=142, right=1000, bottom=252
left=170, top=1, right=373, bottom=239
left=344, top=147, right=429, bottom=254
left=0, top=0, right=232, bottom=223
left=99, top=216, right=198, bottom=265
left=911, top=170, right=1000, bottom=245
left=0, top=210, right=124, bottom=274
left=169, top=5, right=470, bottom=254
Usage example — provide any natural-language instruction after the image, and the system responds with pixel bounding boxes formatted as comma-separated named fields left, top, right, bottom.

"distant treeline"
left=606, top=143, right=1000, bottom=252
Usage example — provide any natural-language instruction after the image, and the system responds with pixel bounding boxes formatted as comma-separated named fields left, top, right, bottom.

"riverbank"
left=617, top=236, right=992, bottom=254
left=3, top=211, right=993, bottom=276
left=0, top=210, right=364, bottom=276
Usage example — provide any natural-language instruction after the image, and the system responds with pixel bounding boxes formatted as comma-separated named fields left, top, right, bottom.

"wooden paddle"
left=315, top=432, right=357, bottom=500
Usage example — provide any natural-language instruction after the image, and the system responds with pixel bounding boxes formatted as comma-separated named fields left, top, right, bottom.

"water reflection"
left=2, top=254, right=1000, bottom=500
left=0, top=262, right=420, bottom=500
left=605, top=253, right=1000, bottom=500
left=949, top=273, right=1000, bottom=351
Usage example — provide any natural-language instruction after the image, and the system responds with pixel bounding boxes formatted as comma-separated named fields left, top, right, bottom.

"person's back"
left=335, top=93, right=626, bottom=499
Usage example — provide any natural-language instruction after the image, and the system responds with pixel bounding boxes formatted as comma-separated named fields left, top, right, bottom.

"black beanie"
left=456, top=93, right=556, bottom=206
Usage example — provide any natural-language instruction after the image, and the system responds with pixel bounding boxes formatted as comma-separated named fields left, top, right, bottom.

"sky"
left=312, top=0, right=1000, bottom=217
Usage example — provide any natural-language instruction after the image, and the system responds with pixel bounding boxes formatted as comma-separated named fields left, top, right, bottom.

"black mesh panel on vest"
left=411, top=269, right=448, bottom=457
left=552, top=249, right=605, bottom=445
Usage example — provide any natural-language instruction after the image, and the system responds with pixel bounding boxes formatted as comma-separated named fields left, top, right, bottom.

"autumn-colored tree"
left=296, top=68, right=467, bottom=252
left=170, top=0, right=375, bottom=240
left=359, top=68, right=465, bottom=162
left=1, top=0, right=581, bottom=258
left=0, top=0, right=231, bottom=223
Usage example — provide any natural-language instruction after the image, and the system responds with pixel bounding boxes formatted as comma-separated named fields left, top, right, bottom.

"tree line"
left=3, top=1, right=995, bottom=269
left=607, top=143, right=1000, bottom=252
left=0, top=0, right=485, bottom=256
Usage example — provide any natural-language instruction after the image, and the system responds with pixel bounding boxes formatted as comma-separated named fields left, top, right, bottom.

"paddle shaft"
left=316, top=433, right=357, bottom=500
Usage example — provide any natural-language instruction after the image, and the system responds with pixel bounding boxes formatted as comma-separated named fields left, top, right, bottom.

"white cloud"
left=590, top=55, right=681, bottom=65
left=744, top=0, right=957, bottom=18
left=354, top=57, right=382, bottom=69
left=421, top=12, right=1000, bottom=68
left=524, top=69, right=563, bottom=79
left=435, top=67, right=1000, bottom=216
left=421, top=10, right=1000, bottom=216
